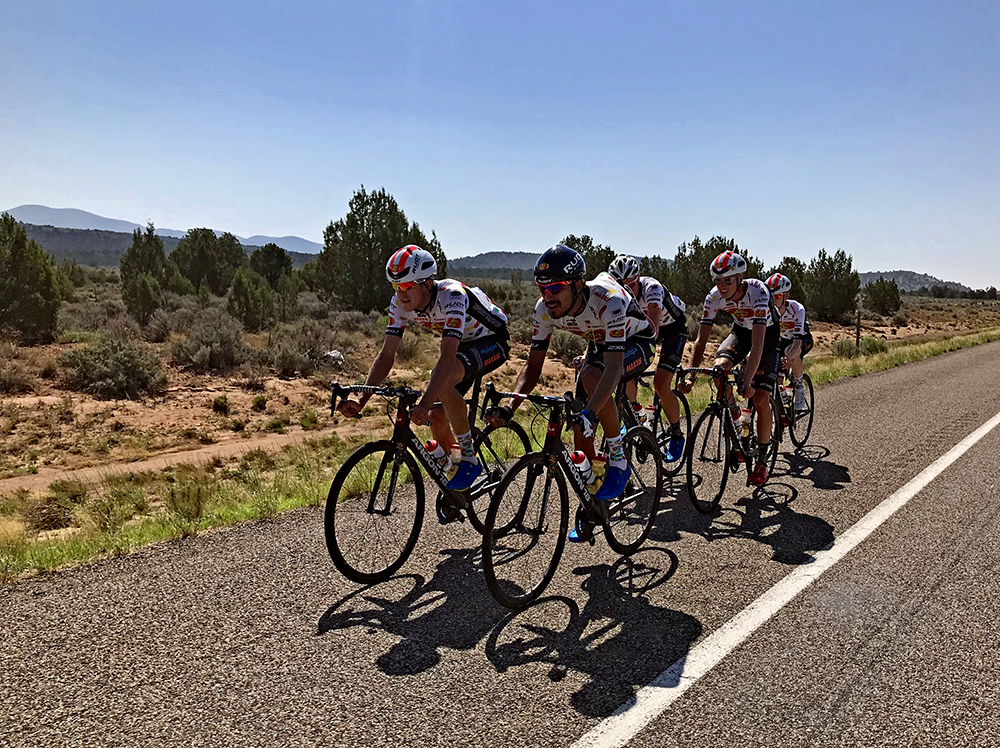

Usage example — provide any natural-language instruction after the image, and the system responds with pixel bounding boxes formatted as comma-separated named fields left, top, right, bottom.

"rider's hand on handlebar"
left=486, top=405, right=513, bottom=427
left=571, top=408, right=598, bottom=439
left=677, top=376, right=694, bottom=394
left=337, top=399, right=363, bottom=418
left=741, top=383, right=756, bottom=400
left=411, top=403, right=430, bottom=427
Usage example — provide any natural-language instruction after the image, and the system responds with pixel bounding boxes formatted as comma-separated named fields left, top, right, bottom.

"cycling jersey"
left=701, top=278, right=778, bottom=330
left=386, top=279, right=508, bottom=342
left=531, top=272, right=654, bottom=353
left=778, top=299, right=811, bottom=340
left=633, top=276, right=687, bottom=328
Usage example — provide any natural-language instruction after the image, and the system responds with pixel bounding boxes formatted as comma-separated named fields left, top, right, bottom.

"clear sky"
left=2, top=1, right=998, bottom=288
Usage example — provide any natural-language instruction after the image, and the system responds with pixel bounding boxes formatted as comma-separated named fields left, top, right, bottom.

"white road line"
left=572, top=407, right=1000, bottom=748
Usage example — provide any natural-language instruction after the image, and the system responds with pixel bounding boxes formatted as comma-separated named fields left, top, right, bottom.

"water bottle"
left=630, top=401, right=647, bottom=426
left=425, top=440, right=453, bottom=475
left=740, top=406, right=752, bottom=439
left=780, top=385, right=791, bottom=407
left=570, top=451, right=596, bottom=485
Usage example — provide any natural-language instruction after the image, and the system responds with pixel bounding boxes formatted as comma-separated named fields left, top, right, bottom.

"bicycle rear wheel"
left=687, top=404, right=731, bottom=514
left=482, top=453, right=569, bottom=610
left=325, top=440, right=424, bottom=584
left=788, top=374, right=815, bottom=448
left=464, top=421, right=532, bottom=534
left=603, top=425, right=663, bottom=554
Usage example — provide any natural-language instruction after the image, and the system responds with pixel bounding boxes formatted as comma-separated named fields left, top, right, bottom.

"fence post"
left=855, top=309, right=861, bottom=350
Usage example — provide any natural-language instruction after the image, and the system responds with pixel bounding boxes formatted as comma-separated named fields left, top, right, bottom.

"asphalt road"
left=3, top=340, right=1000, bottom=748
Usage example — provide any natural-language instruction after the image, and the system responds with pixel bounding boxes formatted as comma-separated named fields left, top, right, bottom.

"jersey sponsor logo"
left=625, top=356, right=644, bottom=372
left=598, top=304, right=607, bottom=318
left=609, top=328, right=625, bottom=338
left=564, top=255, right=583, bottom=275
left=450, top=290, right=462, bottom=297
left=537, top=262, right=549, bottom=271
left=483, top=352, right=503, bottom=367
left=756, top=309, right=767, bottom=317
left=446, top=317, right=463, bottom=328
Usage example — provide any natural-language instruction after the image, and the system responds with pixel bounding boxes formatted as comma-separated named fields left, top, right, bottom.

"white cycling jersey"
left=778, top=299, right=809, bottom=340
left=386, top=278, right=508, bottom=342
left=531, top=272, right=654, bottom=353
left=701, top=278, right=778, bottom=331
left=633, top=276, right=686, bottom=327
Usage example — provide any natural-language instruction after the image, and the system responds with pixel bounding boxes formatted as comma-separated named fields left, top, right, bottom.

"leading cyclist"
left=681, top=251, right=780, bottom=485
left=337, top=245, right=511, bottom=500
left=488, top=244, right=655, bottom=538
left=607, top=254, right=689, bottom=463
left=765, top=273, right=813, bottom=412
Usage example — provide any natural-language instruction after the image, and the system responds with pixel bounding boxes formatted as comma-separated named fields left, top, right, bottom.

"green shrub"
left=240, top=448, right=276, bottom=472
left=396, top=334, right=421, bottom=362
left=266, top=318, right=339, bottom=377
left=252, top=394, right=267, bottom=412
left=892, top=312, right=909, bottom=327
left=24, top=480, right=88, bottom=532
left=170, top=309, right=247, bottom=372
left=300, top=408, right=320, bottom=430
left=0, top=358, right=35, bottom=394
left=59, top=337, right=167, bottom=399
left=212, top=395, right=231, bottom=415
left=859, top=336, right=888, bottom=356
left=549, top=330, right=587, bottom=362
left=508, top=318, right=533, bottom=346
left=831, top=339, right=857, bottom=358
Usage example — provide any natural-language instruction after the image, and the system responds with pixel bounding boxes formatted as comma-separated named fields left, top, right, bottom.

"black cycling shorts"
left=780, top=333, right=814, bottom=359
left=716, top=325, right=781, bottom=391
left=656, top=329, right=688, bottom=373
left=456, top=335, right=510, bottom=395
left=575, top=337, right=654, bottom=400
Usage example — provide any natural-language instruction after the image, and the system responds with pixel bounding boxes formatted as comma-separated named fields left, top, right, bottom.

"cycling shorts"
left=656, top=321, right=688, bottom=373
left=456, top=335, right=510, bottom=395
left=575, top=338, right=654, bottom=400
left=716, top=325, right=781, bottom=391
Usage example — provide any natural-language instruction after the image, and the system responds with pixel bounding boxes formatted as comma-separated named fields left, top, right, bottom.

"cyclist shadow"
left=484, top=548, right=702, bottom=718
left=711, top=482, right=835, bottom=565
left=647, top=474, right=718, bottom=543
left=316, top=547, right=506, bottom=676
left=776, top=443, right=852, bottom=491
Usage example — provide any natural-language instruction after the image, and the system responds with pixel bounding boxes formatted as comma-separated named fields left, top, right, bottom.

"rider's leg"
left=435, top=358, right=471, bottom=463
left=653, top=368, right=679, bottom=423
left=574, top=363, right=616, bottom=462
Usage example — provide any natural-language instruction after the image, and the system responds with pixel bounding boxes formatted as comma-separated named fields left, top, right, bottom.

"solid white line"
left=572, top=407, right=1000, bottom=748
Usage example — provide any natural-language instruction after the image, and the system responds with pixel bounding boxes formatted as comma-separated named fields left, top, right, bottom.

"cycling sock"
left=669, top=420, right=681, bottom=438
left=607, top=433, right=626, bottom=469
left=757, top=441, right=770, bottom=461
left=792, top=375, right=803, bottom=388
left=456, top=430, right=477, bottom=464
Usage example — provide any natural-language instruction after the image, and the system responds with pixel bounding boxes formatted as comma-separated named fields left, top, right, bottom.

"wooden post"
left=855, top=308, right=861, bottom=350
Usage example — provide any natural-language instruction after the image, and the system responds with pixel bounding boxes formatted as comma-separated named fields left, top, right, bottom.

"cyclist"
left=765, top=273, right=813, bottom=412
left=608, top=254, right=689, bottom=463
left=488, top=244, right=655, bottom=540
left=337, top=245, right=510, bottom=501
left=680, top=251, right=780, bottom=485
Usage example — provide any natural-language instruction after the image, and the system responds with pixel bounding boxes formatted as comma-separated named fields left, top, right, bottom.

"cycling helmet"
left=534, top=244, right=586, bottom=283
left=608, top=254, right=640, bottom=282
left=709, top=250, right=747, bottom=279
left=765, top=273, right=792, bottom=295
left=386, top=245, right=437, bottom=283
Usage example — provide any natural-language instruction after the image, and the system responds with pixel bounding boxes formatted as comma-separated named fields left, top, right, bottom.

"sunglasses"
left=717, top=276, right=738, bottom=286
left=392, top=281, right=419, bottom=292
left=537, top=281, right=572, bottom=296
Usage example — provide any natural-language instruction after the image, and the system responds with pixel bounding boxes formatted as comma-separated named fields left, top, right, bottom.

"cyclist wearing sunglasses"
left=765, top=273, right=813, bottom=412
left=680, top=250, right=780, bottom=485
left=490, top=244, right=655, bottom=521
left=608, top=254, right=689, bottom=463
left=337, top=245, right=510, bottom=493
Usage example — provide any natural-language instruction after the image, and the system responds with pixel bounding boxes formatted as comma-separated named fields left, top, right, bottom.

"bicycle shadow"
left=484, top=548, right=702, bottom=718
left=775, top=443, right=851, bottom=491
left=316, top=546, right=506, bottom=676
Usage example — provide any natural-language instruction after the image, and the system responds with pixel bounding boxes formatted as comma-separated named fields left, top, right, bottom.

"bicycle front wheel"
left=788, top=374, right=815, bottom=448
left=687, top=404, right=731, bottom=514
left=482, top=453, right=569, bottom=610
left=465, top=421, right=532, bottom=534
left=603, top=425, right=663, bottom=554
left=651, top=390, right=692, bottom=479
left=324, top=440, right=424, bottom=585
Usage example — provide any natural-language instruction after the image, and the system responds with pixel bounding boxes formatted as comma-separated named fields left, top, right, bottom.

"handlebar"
left=329, top=382, right=422, bottom=417
left=484, top=382, right=575, bottom=410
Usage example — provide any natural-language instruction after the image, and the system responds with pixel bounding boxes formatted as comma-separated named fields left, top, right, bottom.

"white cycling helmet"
left=709, top=250, right=747, bottom=279
left=608, top=254, right=640, bottom=282
left=765, top=272, right=792, bottom=295
left=386, top=245, right=437, bottom=284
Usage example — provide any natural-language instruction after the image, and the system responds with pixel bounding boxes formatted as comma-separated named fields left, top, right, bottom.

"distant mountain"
left=4, top=204, right=321, bottom=254
left=450, top=251, right=538, bottom=272
left=19, top=224, right=315, bottom=270
left=859, top=270, right=971, bottom=293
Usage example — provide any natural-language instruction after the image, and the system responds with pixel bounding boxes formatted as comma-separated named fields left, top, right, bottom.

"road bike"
left=325, top=378, right=530, bottom=584
left=480, top=385, right=663, bottom=609
left=776, top=371, right=815, bottom=448
left=681, top=365, right=780, bottom=514
left=632, top=372, right=691, bottom=479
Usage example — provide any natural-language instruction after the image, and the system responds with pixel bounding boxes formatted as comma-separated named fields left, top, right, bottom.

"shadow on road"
left=778, top=443, right=851, bottom=490
left=484, top=548, right=702, bottom=718
left=316, top=546, right=506, bottom=676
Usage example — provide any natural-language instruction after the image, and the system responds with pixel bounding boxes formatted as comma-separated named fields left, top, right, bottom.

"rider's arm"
left=784, top=339, right=802, bottom=361
left=420, top=335, right=461, bottom=408
left=509, top=349, right=546, bottom=411
left=645, top=304, right=662, bottom=333
left=356, top=334, right=401, bottom=408
left=586, top=351, right=623, bottom=414
left=689, top=322, right=713, bottom=369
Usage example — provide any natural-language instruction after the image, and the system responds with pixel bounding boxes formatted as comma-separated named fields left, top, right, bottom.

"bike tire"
left=464, top=421, right=532, bottom=534
left=482, top=452, right=569, bottom=610
left=686, top=404, right=731, bottom=514
left=324, top=440, right=424, bottom=585
left=652, top=390, right=692, bottom=479
left=603, top=425, right=663, bottom=554
left=788, top=374, right=815, bottom=448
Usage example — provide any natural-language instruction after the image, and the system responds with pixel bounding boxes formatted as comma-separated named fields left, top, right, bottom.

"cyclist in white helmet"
left=680, top=250, right=780, bottom=485
left=337, top=245, right=511, bottom=510
left=765, top=273, right=813, bottom=411
left=608, top=254, right=689, bottom=463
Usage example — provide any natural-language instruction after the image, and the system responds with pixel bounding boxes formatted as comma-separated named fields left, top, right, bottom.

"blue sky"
left=2, top=0, right=998, bottom=288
